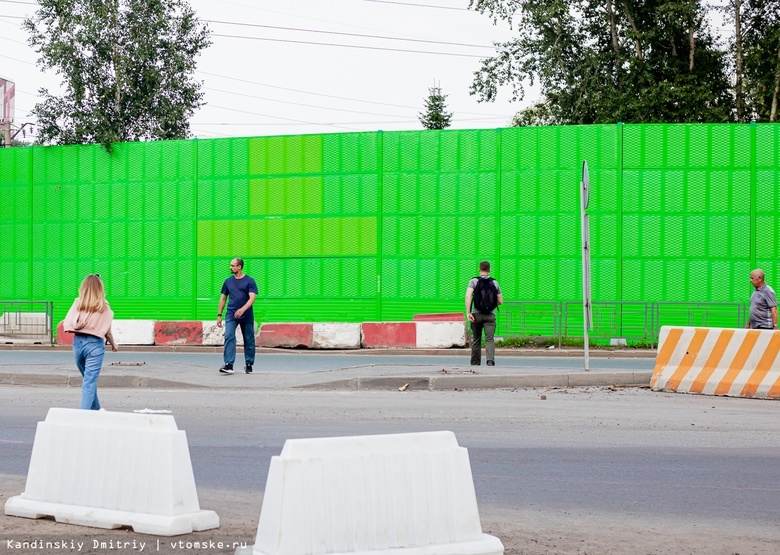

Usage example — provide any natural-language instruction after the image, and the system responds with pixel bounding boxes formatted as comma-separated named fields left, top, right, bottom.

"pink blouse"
left=63, top=298, right=115, bottom=340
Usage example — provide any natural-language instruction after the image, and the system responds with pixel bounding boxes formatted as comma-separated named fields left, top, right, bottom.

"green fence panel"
left=2, top=123, right=778, bottom=328
left=755, top=124, right=780, bottom=284
left=498, top=124, right=620, bottom=334
left=194, top=133, right=381, bottom=321
left=379, top=129, right=499, bottom=321
left=0, top=147, right=32, bottom=299
left=622, top=124, right=753, bottom=306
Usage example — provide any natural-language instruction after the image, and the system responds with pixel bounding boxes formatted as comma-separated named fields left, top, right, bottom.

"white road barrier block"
left=112, top=319, right=155, bottom=345
left=201, top=321, right=224, bottom=346
left=201, top=321, right=253, bottom=346
left=5, top=408, right=219, bottom=536
left=312, top=323, right=361, bottom=349
left=416, top=321, right=468, bottom=349
left=237, top=431, right=503, bottom=555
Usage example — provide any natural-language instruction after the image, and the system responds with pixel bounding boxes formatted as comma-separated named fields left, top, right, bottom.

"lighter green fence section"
left=0, top=124, right=777, bottom=331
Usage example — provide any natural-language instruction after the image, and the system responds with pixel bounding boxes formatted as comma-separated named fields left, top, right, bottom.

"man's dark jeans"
left=470, top=312, right=496, bottom=365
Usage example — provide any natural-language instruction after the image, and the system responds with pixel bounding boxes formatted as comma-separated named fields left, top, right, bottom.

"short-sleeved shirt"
left=467, top=276, right=502, bottom=315
left=221, top=275, right=258, bottom=321
left=749, top=284, right=777, bottom=329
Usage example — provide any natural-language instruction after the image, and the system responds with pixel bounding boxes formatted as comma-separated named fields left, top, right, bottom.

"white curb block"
left=202, top=321, right=226, bottom=346
left=4, top=408, right=219, bottom=536
left=202, top=321, right=254, bottom=346
left=312, top=323, right=361, bottom=349
left=236, top=431, right=503, bottom=555
left=416, top=321, right=468, bottom=348
left=112, top=320, right=156, bottom=345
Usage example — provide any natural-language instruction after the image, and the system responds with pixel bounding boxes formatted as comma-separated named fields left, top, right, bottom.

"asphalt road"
left=1, top=384, right=778, bottom=528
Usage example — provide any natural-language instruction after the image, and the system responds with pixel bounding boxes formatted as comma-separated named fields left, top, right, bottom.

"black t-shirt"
left=221, top=275, right=258, bottom=321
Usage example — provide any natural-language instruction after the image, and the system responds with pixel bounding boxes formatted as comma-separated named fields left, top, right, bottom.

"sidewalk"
left=0, top=346, right=656, bottom=391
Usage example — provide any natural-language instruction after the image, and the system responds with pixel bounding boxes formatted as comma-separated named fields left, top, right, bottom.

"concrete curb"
left=0, top=371, right=653, bottom=391
left=0, top=373, right=206, bottom=389
left=294, top=371, right=653, bottom=391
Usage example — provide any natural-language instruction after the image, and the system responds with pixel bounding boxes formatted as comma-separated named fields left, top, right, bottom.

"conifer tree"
left=418, top=84, right=453, bottom=130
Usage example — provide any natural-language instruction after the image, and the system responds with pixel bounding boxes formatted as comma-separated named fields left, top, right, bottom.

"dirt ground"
left=2, top=473, right=778, bottom=555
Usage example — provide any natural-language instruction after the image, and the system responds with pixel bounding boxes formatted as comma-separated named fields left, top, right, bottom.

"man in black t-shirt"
left=217, top=258, right=258, bottom=374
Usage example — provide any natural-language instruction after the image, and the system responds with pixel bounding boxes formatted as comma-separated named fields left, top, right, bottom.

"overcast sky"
left=0, top=0, right=534, bottom=141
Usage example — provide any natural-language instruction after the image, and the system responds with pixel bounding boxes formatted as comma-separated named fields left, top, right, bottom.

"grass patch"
left=495, top=336, right=655, bottom=349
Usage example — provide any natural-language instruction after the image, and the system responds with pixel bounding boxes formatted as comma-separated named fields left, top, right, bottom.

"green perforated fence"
left=1, top=124, right=778, bottom=335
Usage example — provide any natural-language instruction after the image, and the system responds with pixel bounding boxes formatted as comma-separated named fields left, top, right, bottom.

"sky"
left=0, top=0, right=533, bottom=141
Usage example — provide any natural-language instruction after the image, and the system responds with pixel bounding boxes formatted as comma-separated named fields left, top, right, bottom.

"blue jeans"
left=73, top=334, right=105, bottom=410
left=223, top=318, right=256, bottom=366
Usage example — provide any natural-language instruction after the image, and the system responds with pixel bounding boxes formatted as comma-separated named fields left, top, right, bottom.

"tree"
left=418, top=84, right=453, bottom=129
left=24, top=0, right=210, bottom=150
left=730, top=0, right=780, bottom=121
left=469, top=0, right=734, bottom=125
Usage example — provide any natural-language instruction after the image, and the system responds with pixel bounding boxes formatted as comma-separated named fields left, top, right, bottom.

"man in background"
left=465, top=260, right=503, bottom=366
left=747, top=269, right=778, bottom=330
left=217, top=258, right=258, bottom=374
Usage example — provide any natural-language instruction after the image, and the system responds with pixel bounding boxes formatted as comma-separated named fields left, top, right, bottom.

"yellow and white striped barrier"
left=651, top=326, right=780, bottom=400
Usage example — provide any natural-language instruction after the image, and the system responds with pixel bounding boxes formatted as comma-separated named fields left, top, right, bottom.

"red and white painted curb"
left=57, top=315, right=468, bottom=349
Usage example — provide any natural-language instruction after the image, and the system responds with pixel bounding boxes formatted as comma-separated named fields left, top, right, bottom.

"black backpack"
left=472, top=276, right=498, bottom=313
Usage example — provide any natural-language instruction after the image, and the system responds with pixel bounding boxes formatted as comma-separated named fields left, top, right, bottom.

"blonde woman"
left=63, top=274, right=118, bottom=410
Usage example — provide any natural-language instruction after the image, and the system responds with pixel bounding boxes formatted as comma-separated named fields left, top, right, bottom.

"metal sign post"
left=580, top=160, right=592, bottom=371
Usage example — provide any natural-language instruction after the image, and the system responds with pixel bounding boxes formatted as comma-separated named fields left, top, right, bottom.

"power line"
left=0, top=31, right=28, bottom=46
left=192, top=116, right=509, bottom=126
left=204, top=19, right=491, bottom=49
left=363, top=0, right=469, bottom=10
left=199, top=70, right=419, bottom=110
left=204, top=86, right=412, bottom=119
left=210, top=33, right=485, bottom=58
left=190, top=127, right=233, bottom=138
left=204, top=103, right=360, bottom=130
left=0, top=52, right=34, bottom=65
left=197, top=70, right=510, bottom=117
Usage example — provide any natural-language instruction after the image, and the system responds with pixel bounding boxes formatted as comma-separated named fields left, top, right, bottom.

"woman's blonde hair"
left=77, top=274, right=107, bottom=313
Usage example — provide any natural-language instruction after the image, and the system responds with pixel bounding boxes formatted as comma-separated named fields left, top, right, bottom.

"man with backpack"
left=465, top=260, right=503, bottom=366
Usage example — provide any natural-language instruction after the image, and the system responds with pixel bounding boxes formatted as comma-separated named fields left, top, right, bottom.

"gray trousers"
left=470, top=312, right=496, bottom=365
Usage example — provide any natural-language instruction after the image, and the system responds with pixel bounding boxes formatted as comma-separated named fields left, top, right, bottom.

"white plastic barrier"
left=237, top=431, right=503, bottom=555
left=4, top=408, right=219, bottom=536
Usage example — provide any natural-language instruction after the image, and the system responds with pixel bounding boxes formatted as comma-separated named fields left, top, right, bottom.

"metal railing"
left=654, top=302, right=744, bottom=331
left=497, top=302, right=559, bottom=340
left=0, top=301, right=54, bottom=345
left=563, top=302, right=654, bottom=348
left=499, top=301, right=749, bottom=348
